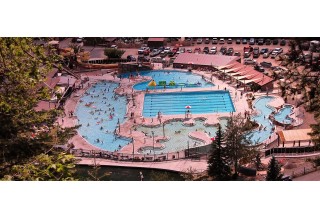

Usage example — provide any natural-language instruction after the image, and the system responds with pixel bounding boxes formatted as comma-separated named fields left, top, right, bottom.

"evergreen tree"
left=207, top=124, right=231, bottom=180
left=266, top=156, right=283, bottom=181
left=224, top=114, right=257, bottom=179
left=0, top=37, right=77, bottom=180
left=255, top=153, right=263, bottom=171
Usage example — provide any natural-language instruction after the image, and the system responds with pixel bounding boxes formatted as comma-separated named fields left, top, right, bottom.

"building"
left=173, top=53, right=273, bottom=91
left=147, top=38, right=165, bottom=48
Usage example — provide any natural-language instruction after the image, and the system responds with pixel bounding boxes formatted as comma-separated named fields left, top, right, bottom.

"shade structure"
left=185, top=105, right=192, bottom=109
left=148, top=80, right=157, bottom=87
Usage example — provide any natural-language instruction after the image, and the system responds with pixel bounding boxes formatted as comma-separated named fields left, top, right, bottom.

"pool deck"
left=61, top=68, right=251, bottom=154
left=58, top=67, right=301, bottom=172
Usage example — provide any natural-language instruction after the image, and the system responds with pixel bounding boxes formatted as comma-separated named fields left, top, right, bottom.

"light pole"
left=162, top=123, right=165, bottom=137
left=151, top=131, right=155, bottom=161
left=132, top=138, right=135, bottom=161
left=117, top=120, right=120, bottom=133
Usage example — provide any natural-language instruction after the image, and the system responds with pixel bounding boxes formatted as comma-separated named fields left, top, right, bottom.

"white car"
left=212, top=38, right=218, bottom=44
left=219, top=38, right=225, bottom=44
left=209, top=47, right=217, bottom=54
left=274, top=48, right=283, bottom=54
left=111, top=45, right=118, bottom=49
left=164, top=47, right=171, bottom=53
left=197, top=38, right=203, bottom=44
left=244, top=58, right=256, bottom=65
left=263, top=53, right=270, bottom=58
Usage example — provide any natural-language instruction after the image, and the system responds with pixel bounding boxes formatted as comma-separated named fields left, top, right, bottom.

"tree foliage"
left=0, top=37, right=77, bottom=180
left=104, top=48, right=125, bottom=59
left=266, top=156, right=283, bottom=181
left=2, top=152, right=78, bottom=181
left=207, top=124, right=231, bottom=180
left=224, top=114, right=258, bottom=179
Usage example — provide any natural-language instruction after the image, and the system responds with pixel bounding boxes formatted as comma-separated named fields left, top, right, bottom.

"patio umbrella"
left=185, top=105, right=191, bottom=109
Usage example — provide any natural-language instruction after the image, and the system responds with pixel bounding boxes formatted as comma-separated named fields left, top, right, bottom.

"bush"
left=104, top=48, right=125, bottom=59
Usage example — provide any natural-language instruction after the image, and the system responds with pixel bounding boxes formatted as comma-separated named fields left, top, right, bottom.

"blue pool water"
left=142, top=91, right=235, bottom=117
left=274, top=105, right=293, bottom=124
left=121, top=70, right=214, bottom=90
left=248, top=96, right=275, bottom=145
left=137, top=118, right=229, bottom=154
left=75, top=81, right=131, bottom=151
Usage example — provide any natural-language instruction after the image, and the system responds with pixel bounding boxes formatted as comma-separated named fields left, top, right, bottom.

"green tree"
left=254, top=153, right=263, bottom=171
left=224, top=114, right=257, bottom=179
left=104, top=48, right=125, bottom=59
left=207, top=124, right=231, bottom=180
left=0, top=37, right=77, bottom=180
left=266, top=156, right=283, bottom=181
left=2, top=152, right=78, bottom=181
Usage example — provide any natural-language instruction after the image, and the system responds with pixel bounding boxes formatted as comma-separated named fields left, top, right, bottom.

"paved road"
left=294, top=170, right=320, bottom=181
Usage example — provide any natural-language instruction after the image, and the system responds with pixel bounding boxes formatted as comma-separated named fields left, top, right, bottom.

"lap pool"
left=121, top=70, right=214, bottom=90
left=143, top=90, right=235, bottom=117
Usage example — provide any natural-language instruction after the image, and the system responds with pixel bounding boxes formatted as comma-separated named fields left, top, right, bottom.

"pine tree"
left=255, top=153, right=263, bottom=171
left=207, top=124, right=231, bottom=180
left=266, top=156, right=283, bottom=181
left=224, top=114, right=257, bottom=179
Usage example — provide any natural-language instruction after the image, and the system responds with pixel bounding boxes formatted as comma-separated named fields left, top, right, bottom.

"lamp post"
left=151, top=131, right=155, bottom=161
left=132, top=138, right=135, bottom=161
left=117, top=120, right=120, bottom=133
left=162, top=123, right=165, bottom=137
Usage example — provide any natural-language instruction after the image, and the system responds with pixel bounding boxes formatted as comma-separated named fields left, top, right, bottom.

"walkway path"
left=77, top=157, right=208, bottom=173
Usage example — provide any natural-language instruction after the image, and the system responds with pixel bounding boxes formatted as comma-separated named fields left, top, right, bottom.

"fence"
left=265, top=146, right=320, bottom=157
left=71, top=143, right=211, bottom=162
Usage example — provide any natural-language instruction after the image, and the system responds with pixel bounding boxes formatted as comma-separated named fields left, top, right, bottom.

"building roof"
left=278, top=129, right=312, bottom=142
left=148, top=38, right=165, bottom=42
left=174, top=53, right=240, bottom=67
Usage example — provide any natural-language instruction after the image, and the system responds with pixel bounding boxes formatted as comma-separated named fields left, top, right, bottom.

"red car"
left=194, top=47, right=201, bottom=53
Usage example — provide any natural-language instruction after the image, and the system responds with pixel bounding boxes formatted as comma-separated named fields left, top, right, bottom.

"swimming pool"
left=137, top=118, right=229, bottom=154
left=142, top=90, right=235, bottom=117
left=75, top=81, right=131, bottom=151
left=121, top=70, right=214, bottom=90
left=248, top=96, right=275, bottom=145
left=274, top=105, right=293, bottom=124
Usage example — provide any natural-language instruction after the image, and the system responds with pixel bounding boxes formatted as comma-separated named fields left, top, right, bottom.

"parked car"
left=194, top=47, right=201, bottom=53
left=127, top=55, right=136, bottom=62
left=138, top=48, right=145, bottom=55
left=227, top=38, right=232, bottom=44
left=219, top=38, right=225, bottom=44
left=164, top=47, right=171, bottom=53
left=272, top=39, right=279, bottom=45
left=150, top=49, right=160, bottom=57
left=263, top=52, right=270, bottom=58
left=270, top=51, right=278, bottom=58
left=244, top=51, right=251, bottom=58
left=242, top=38, right=248, bottom=44
left=260, top=48, right=269, bottom=54
left=205, top=38, right=210, bottom=44
left=168, top=50, right=176, bottom=57
left=226, top=48, right=234, bottom=56
left=254, top=65, right=265, bottom=72
left=138, top=55, right=150, bottom=62
left=265, top=39, right=271, bottom=45
left=280, top=39, right=286, bottom=46
left=178, top=47, right=185, bottom=54
left=236, top=39, right=241, bottom=44
left=249, top=38, right=255, bottom=45
left=212, top=38, right=218, bottom=44
left=274, top=48, right=283, bottom=54
left=253, top=47, right=260, bottom=58
left=244, top=58, right=256, bottom=65
left=234, top=51, right=241, bottom=56
left=151, top=57, right=163, bottom=63
left=203, top=47, right=209, bottom=54
left=186, top=48, right=193, bottom=53
left=197, top=38, right=203, bottom=44
left=160, top=51, right=167, bottom=58
left=209, top=47, right=217, bottom=54
left=257, top=38, right=264, bottom=45
left=260, top=61, right=272, bottom=68
left=220, top=46, right=227, bottom=54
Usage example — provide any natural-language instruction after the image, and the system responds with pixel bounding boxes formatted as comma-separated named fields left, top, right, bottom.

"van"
left=151, top=57, right=163, bottom=63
